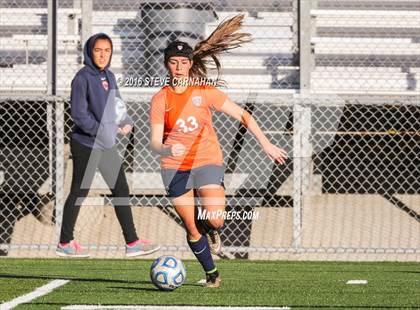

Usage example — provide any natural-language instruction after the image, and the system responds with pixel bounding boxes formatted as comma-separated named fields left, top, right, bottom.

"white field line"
left=346, top=279, right=368, bottom=284
left=62, top=306, right=291, bottom=310
left=0, top=279, right=69, bottom=310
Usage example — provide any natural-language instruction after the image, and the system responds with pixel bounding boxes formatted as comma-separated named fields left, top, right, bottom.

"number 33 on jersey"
left=150, top=85, right=228, bottom=170
left=176, top=116, right=199, bottom=133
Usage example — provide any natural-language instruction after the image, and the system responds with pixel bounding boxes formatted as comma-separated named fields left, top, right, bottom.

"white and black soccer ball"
left=115, top=96, right=127, bottom=125
left=150, top=255, right=186, bottom=291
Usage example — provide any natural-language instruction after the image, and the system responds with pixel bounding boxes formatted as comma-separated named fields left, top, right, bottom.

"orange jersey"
left=150, top=85, right=227, bottom=170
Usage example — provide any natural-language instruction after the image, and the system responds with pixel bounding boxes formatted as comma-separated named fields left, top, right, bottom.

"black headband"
left=164, top=41, right=194, bottom=63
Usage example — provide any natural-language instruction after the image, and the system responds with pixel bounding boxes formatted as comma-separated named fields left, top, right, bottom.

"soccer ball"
left=115, top=96, right=127, bottom=125
left=150, top=255, right=186, bottom=291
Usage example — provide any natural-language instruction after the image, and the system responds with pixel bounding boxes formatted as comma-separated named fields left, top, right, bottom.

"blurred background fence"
left=0, top=0, right=419, bottom=260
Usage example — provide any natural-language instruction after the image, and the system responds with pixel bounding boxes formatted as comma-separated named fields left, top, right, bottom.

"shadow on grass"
left=108, top=281, right=202, bottom=292
left=0, top=273, right=202, bottom=290
left=0, top=273, right=150, bottom=285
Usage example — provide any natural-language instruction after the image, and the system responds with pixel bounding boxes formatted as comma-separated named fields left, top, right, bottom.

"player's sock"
left=206, top=268, right=219, bottom=277
left=188, top=235, right=216, bottom=273
left=204, top=268, right=221, bottom=288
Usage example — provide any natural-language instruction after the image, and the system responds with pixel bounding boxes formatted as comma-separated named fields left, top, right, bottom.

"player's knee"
left=209, top=218, right=224, bottom=230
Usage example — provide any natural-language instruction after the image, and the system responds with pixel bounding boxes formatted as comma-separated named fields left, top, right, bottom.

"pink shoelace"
left=70, top=240, right=83, bottom=251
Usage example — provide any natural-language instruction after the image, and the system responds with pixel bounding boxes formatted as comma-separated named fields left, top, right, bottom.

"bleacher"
left=0, top=6, right=79, bottom=91
left=312, top=1, right=420, bottom=93
left=0, top=0, right=419, bottom=93
left=1, top=1, right=419, bottom=259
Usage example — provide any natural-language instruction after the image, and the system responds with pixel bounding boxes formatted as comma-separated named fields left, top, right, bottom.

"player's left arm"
left=220, top=98, right=287, bottom=164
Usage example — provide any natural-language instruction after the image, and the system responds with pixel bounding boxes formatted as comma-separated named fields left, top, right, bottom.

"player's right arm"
left=150, top=123, right=185, bottom=156
left=149, top=92, right=185, bottom=157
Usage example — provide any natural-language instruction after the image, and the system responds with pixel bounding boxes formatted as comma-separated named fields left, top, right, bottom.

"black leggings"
left=59, top=139, right=138, bottom=243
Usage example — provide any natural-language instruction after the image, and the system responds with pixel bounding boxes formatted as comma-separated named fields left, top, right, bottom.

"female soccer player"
left=149, top=15, right=287, bottom=287
left=56, top=33, right=159, bottom=257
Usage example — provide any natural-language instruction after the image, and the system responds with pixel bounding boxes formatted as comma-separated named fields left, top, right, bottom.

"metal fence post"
left=299, top=0, right=316, bottom=92
left=293, top=0, right=316, bottom=249
left=47, top=0, right=57, bottom=95
left=81, top=0, right=93, bottom=47
left=293, top=101, right=303, bottom=249
left=54, top=99, right=65, bottom=242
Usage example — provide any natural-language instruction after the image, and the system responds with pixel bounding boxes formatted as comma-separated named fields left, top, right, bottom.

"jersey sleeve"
left=204, top=86, right=228, bottom=112
left=149, top=91, right=166, bottom=124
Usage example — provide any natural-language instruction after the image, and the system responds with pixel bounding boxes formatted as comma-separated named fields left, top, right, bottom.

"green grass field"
left=0, top=258, right=419, bottom=309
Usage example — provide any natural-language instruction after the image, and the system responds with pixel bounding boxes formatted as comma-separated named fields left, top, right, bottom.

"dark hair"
left=164, top=14, right=251, bottom=85
left=93, top=34, right=113, bottom=49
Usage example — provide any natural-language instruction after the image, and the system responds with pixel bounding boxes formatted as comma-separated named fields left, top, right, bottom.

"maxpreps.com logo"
left=192, top=96, right=202, bottom=107
left=197, top=209, right=260, bottom=221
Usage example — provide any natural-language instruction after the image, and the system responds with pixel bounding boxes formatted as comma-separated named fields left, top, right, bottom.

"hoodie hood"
left=83, top=33, right=113, bottom=74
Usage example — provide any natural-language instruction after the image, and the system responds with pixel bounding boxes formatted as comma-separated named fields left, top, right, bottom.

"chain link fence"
left=0, top=0, right=419, bottom=260
left=0, top=0, right=299, bottom=93
left=90, top=0, right=298, bottom=92
left=312, top=0, right=420, bottom=93
left=0, top=96, right=63, bottom=256
left=2, top=0, right=419, bottom=94
left=0, top=0, right=48, bottom=92
left=0, top=0, right=79, bottom=92
left=1, top=94, right=419, bottom=259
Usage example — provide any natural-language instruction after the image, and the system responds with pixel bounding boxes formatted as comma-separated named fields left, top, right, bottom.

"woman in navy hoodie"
left=56, top=33, right=159, bottom=257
